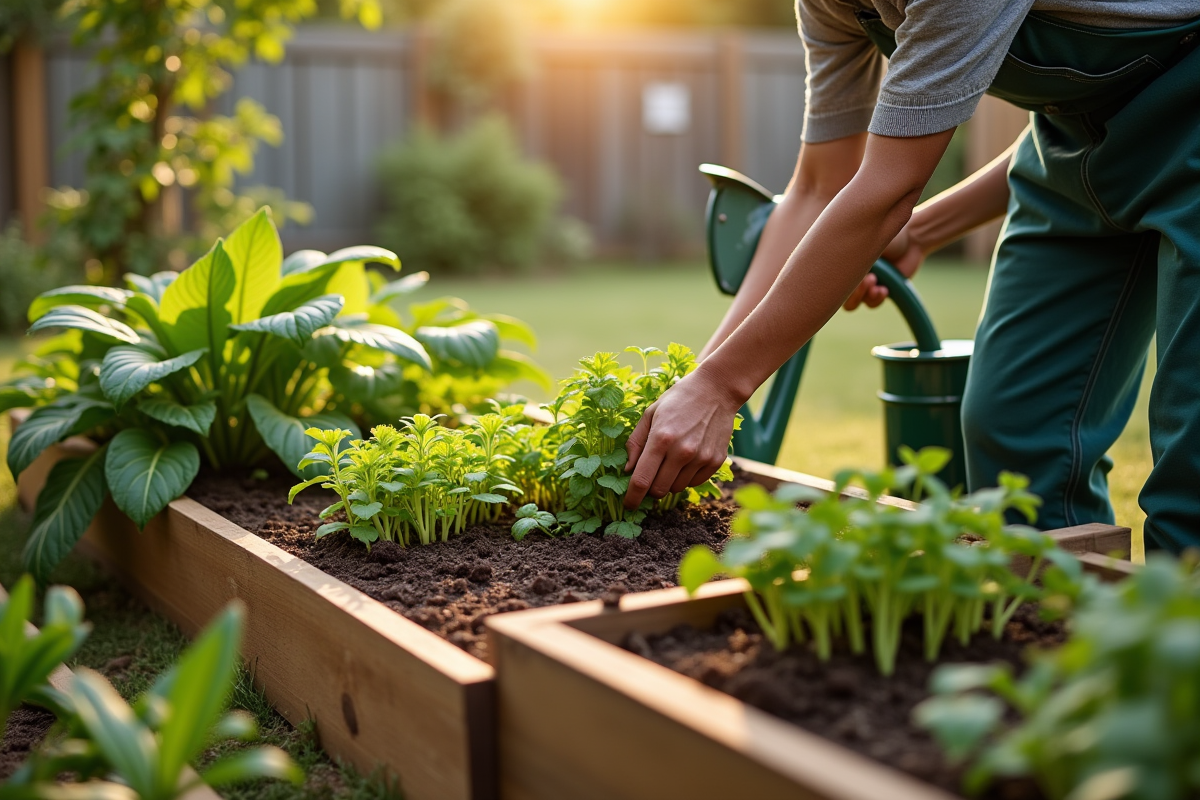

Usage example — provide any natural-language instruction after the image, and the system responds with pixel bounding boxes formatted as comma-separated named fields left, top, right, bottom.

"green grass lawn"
left=408, top=258, right=1154, bottom=556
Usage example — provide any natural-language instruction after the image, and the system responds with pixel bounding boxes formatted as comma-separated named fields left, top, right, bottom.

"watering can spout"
left=701, top=163, right=973, bottom=489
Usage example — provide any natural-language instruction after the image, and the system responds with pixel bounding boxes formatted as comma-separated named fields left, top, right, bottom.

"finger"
left=625, top=431, right=669, bottom=509
left=624, top=403, right=655, bottom=472
left=864, top=285, right=889, bottom=308
left=669, top=461, right=704, bottom=495
left=648, top=443, right=696, bottom=500
left=843, top=282, right=867, bottom=311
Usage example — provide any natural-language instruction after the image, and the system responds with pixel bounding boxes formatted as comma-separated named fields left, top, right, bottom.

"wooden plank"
left=18, top=441, right=497, bottom=800
left=489, top=597, right=958, bottom=800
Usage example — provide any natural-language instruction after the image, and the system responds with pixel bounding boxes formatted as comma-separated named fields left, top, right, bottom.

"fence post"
left=410, top=25, right=438, bottom=131
left=718, top=32, right=745, bottom=171
left=964, top=96, right=1030, bottom=262
left=12, top=39, right=48, bottom=243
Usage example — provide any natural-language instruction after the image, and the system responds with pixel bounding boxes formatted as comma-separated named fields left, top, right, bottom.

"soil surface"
left=628, top=604, right=1062, bottom=799
left=0, top=706, right=55, bottom=780
left=190, top=471, right=736, bottom=660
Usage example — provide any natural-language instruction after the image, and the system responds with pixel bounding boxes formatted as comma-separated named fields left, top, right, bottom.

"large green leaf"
left=222, top=208, right=283, bottom=324
left=280, top=249, right=327, bottom=276
left=229, top=294, right=343, bottom=346
left=28, top=306, right=140, bottom=345
left=138, top=397, right=217, bottom=436
left=27, top=286, right=132, bottom=322
left=23, top=446, right=109, bottom=583
left=105, top=429, right=200, bottom=529
left=0, top=375, right=55, bottom=414
left=156, top=604, right=242, bottom=792
left=7, top=396, right=114, bottom=477
left=124, top=271, right=178, bottom=304
left=490, top=350, right=553, bottom=390
left=99, top=346, right=207, bottom=406
left=69, top=668, right=159, bottom=796
left=328, top=361, right=405, bottom=401
left=245, top=394, right=360, bottom=479
left=159, top=240, right=236, bottom=360
left=369, top=271, right=429, bottom=305
left=312, top=319, right=431, bottom=370
left=415, top=320, right=500, bottom=368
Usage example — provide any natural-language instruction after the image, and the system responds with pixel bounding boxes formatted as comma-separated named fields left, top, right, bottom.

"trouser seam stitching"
left=1062, top=235, right=1152, bottom=526
left=1078, top=116, right=1125, bottom=231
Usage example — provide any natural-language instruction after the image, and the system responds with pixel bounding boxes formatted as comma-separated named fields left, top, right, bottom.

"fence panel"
left=37, top=26, right=807, bottom=255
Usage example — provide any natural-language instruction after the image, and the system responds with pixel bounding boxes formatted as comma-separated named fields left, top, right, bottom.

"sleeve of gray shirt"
left=800, top=0, right=1036, bottom=142
left=798, top=0, right=886, bottom=143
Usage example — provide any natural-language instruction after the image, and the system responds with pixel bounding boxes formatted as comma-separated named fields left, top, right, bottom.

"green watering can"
left=700, top=164, right=974, bottom=491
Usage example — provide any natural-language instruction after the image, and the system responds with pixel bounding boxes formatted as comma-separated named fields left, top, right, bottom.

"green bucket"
left=701, top=163, right=973, bottom=490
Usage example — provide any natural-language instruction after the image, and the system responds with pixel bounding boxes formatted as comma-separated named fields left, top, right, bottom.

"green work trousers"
left=962, top=17, right=1200, bottom=551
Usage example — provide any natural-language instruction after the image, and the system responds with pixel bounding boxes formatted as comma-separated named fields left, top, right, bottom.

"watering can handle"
left=868, top=260, right=942, bottom=352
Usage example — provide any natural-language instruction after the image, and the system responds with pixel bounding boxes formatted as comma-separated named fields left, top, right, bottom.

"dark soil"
left=0, top=706, right=55, bottom=780
left=627, top=604, right=1062, bottom=799
left=190, top=472, right=736, bottom=660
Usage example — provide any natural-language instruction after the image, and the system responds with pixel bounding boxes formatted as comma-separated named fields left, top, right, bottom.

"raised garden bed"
left=17, top=421, right=917, bottom=800
left=485, top=531, right=1135, bottom=800
left=17, top=417, right=1133, bottom=800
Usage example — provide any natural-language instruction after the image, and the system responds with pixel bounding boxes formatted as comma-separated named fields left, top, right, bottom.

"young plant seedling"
left=679, top=447, right=1076, bottom=675
left=511, top=504, right=558, bottom=541
left=916, top=555, right=1197, bottom=800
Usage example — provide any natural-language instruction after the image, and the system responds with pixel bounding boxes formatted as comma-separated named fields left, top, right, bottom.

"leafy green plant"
left=290, top=343, right=734, bottom=549
left=290, top=407, right=530, bottom=548
left=916, top=555, right=1200, bottom=800
left=0, top=210, right=416, bottom=580
left=549, top=344, right=732, bottom=538
left=511, top=504, right=557, bottom=541
left=375, top=116, right=583, bottom=274
left=4, top=602, right=302, bottom=799
left=0, top=575, right=90, bottom=738
left=679, top=447, right=1077, bottom=675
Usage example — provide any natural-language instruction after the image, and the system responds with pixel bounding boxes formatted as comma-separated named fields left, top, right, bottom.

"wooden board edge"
left=167, top=497, right=495, bottom=685
left=493, top=609, right=959, bottom=800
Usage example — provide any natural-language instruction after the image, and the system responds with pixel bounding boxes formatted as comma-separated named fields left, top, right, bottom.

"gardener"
left=623, top=1, right=1200, bottom=552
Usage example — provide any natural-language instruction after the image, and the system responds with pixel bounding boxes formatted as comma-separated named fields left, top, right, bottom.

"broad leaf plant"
left=0, top=209, right=547, bottom=581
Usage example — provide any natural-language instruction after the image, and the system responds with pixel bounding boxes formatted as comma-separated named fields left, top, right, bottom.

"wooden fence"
left=2, top=25, right=1026, bottom=257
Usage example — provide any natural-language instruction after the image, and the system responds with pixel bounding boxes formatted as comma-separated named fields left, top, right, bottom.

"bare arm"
left=624, top=129, right=955, bottom=508
left=843, top=136, right=1020, bottom=309
left=700, top=134, right=866, bottom=359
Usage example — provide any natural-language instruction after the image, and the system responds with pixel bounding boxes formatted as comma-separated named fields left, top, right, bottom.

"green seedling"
left=680, top=446, right=1073, bottom=675
left=512, top=504, right=558, bottom=540
left=4, top=603, right=302, bottom=800
left=550, top=344, right=732, bottom=538
left=916, top=555, right=1200, bottom=800
left=290, top=407, right=529, bottom=547
left=0, top=575, right=90, bottom=738
left=0, top=209, right=547, bottom=581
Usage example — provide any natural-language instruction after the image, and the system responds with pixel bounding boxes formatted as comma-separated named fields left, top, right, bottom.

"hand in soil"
left=624, top=365, right=742, bottom=508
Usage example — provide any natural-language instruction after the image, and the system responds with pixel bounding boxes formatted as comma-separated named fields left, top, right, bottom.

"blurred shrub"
left=375, top=116, right=588, bottom=273
left=0, top=222, right=83, bottom=333
left=430, top=0, right=532, bottom=108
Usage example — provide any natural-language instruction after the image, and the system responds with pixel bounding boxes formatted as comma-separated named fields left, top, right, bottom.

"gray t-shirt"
left=799, top=0, right=1200, bottom=142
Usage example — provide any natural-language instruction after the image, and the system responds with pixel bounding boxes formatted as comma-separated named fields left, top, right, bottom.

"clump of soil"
left=628, top=604, right=1062, bottom=799
left=1, top=706, right=55, bottom=780
left=190, top=472, right=735, bottom=660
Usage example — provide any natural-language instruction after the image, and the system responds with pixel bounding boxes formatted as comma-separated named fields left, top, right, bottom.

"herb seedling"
left=512, top=504, right=558, bottom=540
left=680, top=447, right=1071, bottom=675
left=916, top=555, right=1198, bottom=800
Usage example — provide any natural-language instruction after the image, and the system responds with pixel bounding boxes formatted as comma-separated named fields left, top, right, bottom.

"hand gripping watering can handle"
left=868, top=259, right=942, bottom=351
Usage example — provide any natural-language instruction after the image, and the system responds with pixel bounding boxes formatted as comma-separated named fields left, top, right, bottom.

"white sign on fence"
left=642, top=82, right=691, bottom=135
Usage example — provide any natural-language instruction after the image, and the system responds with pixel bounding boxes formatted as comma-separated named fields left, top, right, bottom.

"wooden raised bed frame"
left=486, top=530, right=1135, bottom=800
left=15, top=422, right=1133, bottom=800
